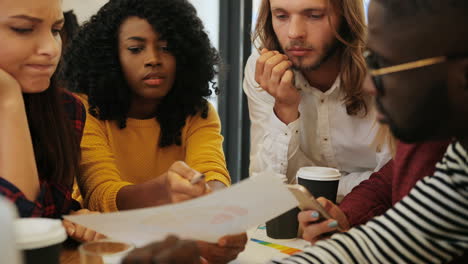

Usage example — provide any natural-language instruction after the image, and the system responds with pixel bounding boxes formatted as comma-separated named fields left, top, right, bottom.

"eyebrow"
left=271, top=7, right=325, bottom=13
left=125, top=36, right=167, bottom=43
left=126, top=36, right=146, bottom=42
left=9, top=15, right=64, bottom=25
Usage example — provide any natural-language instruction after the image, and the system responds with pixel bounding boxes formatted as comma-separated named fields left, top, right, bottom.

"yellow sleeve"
left=75, top=95, right=133, bottom=212
left=184, top=103, right=231, bottom=186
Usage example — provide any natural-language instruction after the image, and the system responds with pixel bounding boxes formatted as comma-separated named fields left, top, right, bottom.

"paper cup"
left=15, top=218, right=67, bottom=264
left=296, top=167, right=341, bottom=203
left=265, top=207, right=301, bottom=239
left=0, top=198, right=22, bottom=264
left=79, top=239, right=135, bottom=264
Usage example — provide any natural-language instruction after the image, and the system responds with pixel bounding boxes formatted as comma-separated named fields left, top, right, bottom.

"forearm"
left=337, top=171, right=374, bottom=197
left=0, top=95, right=39, bottom=201
left=116, top=176, right=170, bottom=210
left=250, top=108, right=303, bottom=179
left=339, top=161, right=393, bottom=226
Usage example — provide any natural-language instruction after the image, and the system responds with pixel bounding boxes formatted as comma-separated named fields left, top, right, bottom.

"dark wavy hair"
left=24, top=73, right=81, bottom=187
left=63, top=0, right=220, bottom=147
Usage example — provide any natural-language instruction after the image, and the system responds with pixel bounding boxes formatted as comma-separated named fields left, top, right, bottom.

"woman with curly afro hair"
left=64, top=0, right=247, bottom=260
left=64, top=0, right=232, bottom=211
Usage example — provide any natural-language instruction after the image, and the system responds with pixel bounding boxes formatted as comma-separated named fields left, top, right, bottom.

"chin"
left=292, top=57, right=321, bottom=72
left=20, top=79, right=51, bottom=94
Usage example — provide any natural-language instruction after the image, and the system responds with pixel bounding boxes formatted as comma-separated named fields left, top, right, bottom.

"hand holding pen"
left=166, top=161, right=211, bottom=203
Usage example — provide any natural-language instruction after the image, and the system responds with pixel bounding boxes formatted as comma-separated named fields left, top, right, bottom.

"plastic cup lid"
left=296, top=166, right=341, bottom=181
left=14, top=218, right=67, bottom=250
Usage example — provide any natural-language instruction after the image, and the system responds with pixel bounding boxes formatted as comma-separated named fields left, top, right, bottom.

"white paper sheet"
left=65, top=173, right=298, bottom=246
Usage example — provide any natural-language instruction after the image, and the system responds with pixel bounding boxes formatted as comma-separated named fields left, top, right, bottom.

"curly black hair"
left=63, top=0, right=220, bottom=147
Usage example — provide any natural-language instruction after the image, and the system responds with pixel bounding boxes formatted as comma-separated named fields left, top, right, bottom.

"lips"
left=143, top=72, right=165, bottom=86
left=25, top=64, right=56, bottom=74
left=286, top=47, right=313, bottom=57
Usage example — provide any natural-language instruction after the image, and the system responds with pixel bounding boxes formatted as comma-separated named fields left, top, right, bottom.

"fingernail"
left=67, top=227, right=75, bottom=235
left=311, top=211, right=319, bottom=218
left=328, top=221, right=338, bottom=228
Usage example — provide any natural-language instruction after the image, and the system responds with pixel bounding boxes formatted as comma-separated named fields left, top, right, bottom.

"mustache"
left=285, top=40, right=315, bottom=50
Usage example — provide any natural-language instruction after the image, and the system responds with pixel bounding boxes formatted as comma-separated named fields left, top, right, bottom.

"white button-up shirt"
left=243, top=52, right=391, bottom=199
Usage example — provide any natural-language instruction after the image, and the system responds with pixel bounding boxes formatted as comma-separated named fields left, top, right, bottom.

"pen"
left=190, top=173, right=205, bottom=184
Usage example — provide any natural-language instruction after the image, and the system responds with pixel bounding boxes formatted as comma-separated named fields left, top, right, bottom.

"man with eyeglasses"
left=270, top=0, right=468, bottom=263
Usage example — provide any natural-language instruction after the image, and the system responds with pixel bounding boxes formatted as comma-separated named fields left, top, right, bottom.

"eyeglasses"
left=364, top=50, right=448, bottom=93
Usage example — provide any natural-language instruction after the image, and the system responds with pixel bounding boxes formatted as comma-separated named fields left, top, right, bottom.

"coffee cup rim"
left=296, top=166, right=341, bottom=181
left=79, top=239, right=135, bottom=257
left=14, top=218, right=67, bottom=250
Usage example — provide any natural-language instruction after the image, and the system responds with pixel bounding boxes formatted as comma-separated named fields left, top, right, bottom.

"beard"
left=285, top=38, right=341, bottom=72
left=375, top=80, right=449, bottom=143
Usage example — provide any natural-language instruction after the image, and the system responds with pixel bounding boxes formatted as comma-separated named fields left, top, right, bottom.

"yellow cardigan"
left=75, top=95, right=230, bottom=212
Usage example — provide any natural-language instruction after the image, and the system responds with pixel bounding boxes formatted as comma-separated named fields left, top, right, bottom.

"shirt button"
left=285, top=132, right=288, bottom=136
left=321, top=99, right=325, bottom=103
left=295, top=130, right=299, bottom=134
left=324, top=138, right=328, bottom=141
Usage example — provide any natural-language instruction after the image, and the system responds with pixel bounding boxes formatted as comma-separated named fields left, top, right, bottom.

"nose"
left=363, top=74, right=377, bottom=96
left=144, top=47, right=162, bottom=67
left=36, top=31, right=61, bottom=60
left=288, top=16, right=306, bottom=39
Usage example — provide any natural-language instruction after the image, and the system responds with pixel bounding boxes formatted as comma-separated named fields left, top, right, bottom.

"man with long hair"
left=244, top=0, right=391, bottom=198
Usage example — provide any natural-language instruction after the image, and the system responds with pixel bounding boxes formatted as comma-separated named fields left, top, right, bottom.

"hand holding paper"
left=65, top=173, right=298, bottom=246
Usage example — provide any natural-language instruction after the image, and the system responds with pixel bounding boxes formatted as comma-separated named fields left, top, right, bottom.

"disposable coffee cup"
left=296, top=166, right=341, bottom=203
left=0, top=198, right=22, bottom=264
left=79, top=239, right=135, bottom=264
left=266, top=207, right=301, bottom=239
left=14, top=218, right=67, bottom=264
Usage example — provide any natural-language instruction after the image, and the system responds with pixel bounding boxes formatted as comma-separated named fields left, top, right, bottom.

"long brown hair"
left=23, top=73, right=80, bottom=187
left=253, top=0, right=369, bottom=116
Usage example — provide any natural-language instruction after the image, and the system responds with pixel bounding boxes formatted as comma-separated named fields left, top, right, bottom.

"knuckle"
left=265, top=60, right=275, bottom=67
left=272, top=67, right=282, bottom=76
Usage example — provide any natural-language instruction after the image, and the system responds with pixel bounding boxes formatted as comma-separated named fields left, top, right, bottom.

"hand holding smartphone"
left=286, top=184, right=344, bottom=232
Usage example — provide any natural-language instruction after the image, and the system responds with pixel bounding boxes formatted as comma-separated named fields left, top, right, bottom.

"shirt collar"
left=293, top=69, right=341, bottom=96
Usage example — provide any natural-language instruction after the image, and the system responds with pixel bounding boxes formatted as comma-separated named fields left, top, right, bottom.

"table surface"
left=60, top=225, right=310, bottom=264
left=60, top=240, right=80, bottom=264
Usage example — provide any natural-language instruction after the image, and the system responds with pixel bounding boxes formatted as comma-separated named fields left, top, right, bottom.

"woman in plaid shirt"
left=0, top=0, right=101, bottom=242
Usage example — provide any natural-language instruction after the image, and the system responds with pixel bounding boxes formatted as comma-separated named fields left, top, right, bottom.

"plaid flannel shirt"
left=0, top=90, right=84, bottom=218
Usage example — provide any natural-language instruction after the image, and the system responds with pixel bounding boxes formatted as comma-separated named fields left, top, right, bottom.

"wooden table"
left=60, top=241, right=80, bottom=264
left=60, top=226, right=309, bottom=264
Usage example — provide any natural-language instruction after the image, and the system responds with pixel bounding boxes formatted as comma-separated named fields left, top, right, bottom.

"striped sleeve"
left=273, top=142, right=468, bottom=264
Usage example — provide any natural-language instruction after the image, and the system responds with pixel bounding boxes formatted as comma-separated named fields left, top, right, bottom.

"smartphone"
left=286, top=184, right=343, bottom=232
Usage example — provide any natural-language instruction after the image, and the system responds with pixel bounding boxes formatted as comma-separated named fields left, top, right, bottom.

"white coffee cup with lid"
left=0, top=197, right=22, bottom=264
left=15, top=218, right=67, bottom=264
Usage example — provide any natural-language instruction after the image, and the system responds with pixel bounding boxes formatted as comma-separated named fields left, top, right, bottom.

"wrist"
left=273, top=103, right=299, bottom=125
left=0, top=92, right=24, bottom=111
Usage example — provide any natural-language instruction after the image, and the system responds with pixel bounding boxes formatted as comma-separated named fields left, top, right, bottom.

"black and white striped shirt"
left=272, top=142, right=468, bottom=264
